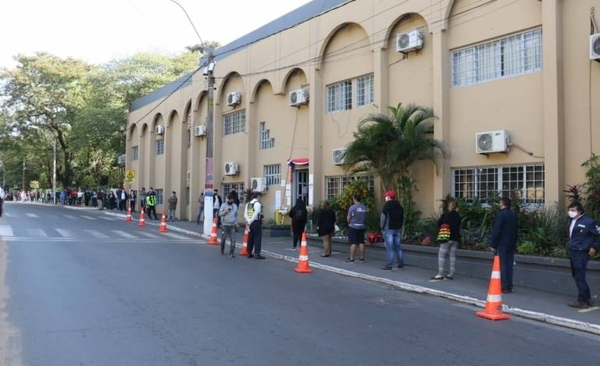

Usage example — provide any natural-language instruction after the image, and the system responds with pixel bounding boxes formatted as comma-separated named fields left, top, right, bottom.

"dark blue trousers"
left=570, top=250, right=591, bottom=302
left=247, top=220, right=262, bottom=255
left=498, top=246, right=515, bottom=291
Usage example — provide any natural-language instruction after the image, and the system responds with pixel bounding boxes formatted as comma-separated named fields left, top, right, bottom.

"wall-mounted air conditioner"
left=332, top=148, right=346, bottom=166
left=396, top=30, right=423, bottom=53
left=155, top=125, right=165, bottom=135
left=224, top=162, right=239, bottom=176
left=289, top=89, right=309, bottom=107
left=227, top=92, right=241, bottom=107
left=475, top=130, right=509, bottom=154
left=250, top=177, right=267, bottom=192
left=194, top=125, right=206, bottom=137
left=590, top=33, right=600, bottom=60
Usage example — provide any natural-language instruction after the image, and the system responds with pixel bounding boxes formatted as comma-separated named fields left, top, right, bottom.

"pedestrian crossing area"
left=0, top=213, right=199, bottom=243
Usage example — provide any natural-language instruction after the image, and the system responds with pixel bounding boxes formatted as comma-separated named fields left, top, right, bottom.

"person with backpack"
left=289, top=197, right=308, bottom=250
left=431, top=200, right=461, bottom=280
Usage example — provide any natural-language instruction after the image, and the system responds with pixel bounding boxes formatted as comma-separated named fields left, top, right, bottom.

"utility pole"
left=203, top=51, right=216, bottom=236
left=21, top=161, right=25, bottom=194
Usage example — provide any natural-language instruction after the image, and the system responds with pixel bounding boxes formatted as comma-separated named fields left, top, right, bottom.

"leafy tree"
left=342, top=103, right=449, bottom=235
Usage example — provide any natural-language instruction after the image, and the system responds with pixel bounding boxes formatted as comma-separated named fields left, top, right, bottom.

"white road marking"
left=81, top=216, right=95, bottom=220
left=55, top=228, right=72, bottom=237
left=138, top=232, right=160, bottom=239
left=0, top=225, right=14, bottom=237
left=63, top=215, right=77, bottom=220
left=25, top=213, right=38, bottom=218
left=161, top=232, right=192, bottom=240
left=27, top=228, right=48, bottom=237
left=112, top=231, right=137, bottom=239
left=99, top=217, right=115, bottom=221
left=84, top=230, right=109, bottom=239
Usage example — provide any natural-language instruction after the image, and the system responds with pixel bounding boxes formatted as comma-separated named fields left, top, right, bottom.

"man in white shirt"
left=244, top=192, right=264, bottom=259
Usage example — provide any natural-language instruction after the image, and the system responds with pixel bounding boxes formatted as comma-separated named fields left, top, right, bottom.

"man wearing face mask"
left=490, top=197, right=518, bottom=294
left=566, top=201, right=599, bottom=309
left=380, top=190, right=404, bottom=270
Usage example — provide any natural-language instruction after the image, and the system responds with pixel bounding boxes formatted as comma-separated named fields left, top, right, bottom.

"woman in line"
left=431, top=201, right=462, bottom=280
left=288, top=197, right=308, bottom=250
left=317, top=201, right=336, bottom=257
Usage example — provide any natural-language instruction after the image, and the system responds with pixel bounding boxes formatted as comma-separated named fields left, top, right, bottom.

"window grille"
left=326, top=80, right=352, bottom=112
left=223, top=110, right=246, bottom=136
left=264, top=164, right=281, bottom=186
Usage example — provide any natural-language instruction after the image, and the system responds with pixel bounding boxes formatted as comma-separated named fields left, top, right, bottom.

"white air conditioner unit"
left=224, top=162, right=239, bottom=176
left=155, top=125, right=165, bottom=135
left=590, top=33, right=600, bottom=60
left=396, top=30, right=423, bottom=53
left=475, top=130, right=509, bottom=154
left=194, top=125, right=206, bottom=137
left=289, top=89, right=309, bottom=107
left=227, top=92, right=241, bottom=106
left=332, top=148, right=346, bottom=166
left=250, top=177, right=267, bottom=192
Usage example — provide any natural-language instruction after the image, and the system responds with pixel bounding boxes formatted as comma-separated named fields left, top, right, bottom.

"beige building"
left=126, top=0, right=600, bottom=227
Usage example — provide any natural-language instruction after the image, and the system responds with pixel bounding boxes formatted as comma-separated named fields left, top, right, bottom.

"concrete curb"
left=105, top=211, right=600, bottom=336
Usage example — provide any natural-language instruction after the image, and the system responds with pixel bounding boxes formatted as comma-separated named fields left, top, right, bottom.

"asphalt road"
left=1, top=202, right=599, bottom=366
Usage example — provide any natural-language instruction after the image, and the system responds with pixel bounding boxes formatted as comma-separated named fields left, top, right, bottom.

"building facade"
left=126, top=0, right=600, bottom=225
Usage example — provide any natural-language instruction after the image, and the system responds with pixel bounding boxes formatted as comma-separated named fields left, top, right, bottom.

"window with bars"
left=325, top=175, right=375, bottom=200
left=356, top=74, right=374, bottom=107
left=452, top=164, right=545, bottom=205
left=223, top=110, right=246, bottom=136
left=259, top=122, right=274, bottom=150
left=132, top=146, right=139, bottom=161
left=264, top=164, right=281, bottom=186
left=451, top=28, right=542, bottom=87
left=222, top=183, right=245, bottom=198
left=155, top=139, right=164, bottom=155
left=326, top=80, right=352, bottom=112
left=156, top=189, right=164, bottom=205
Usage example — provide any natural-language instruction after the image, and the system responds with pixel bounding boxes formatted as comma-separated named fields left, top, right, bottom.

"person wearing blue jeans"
left=380, top=190, right=404, bottom=270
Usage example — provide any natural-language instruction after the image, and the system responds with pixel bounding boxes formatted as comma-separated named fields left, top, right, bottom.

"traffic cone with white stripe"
left=240, top=224, right=249, bottom=256
left=207, top=217, right=219, bottom=245
left=294, top=232, right=312, bottom=273
left=476, top=255, right=510, bottom=321
left=138, top=210, right=146, bottom=227
left=159, top=211, right=168, bottom=233
left=125, top=206, right=133, bottom=222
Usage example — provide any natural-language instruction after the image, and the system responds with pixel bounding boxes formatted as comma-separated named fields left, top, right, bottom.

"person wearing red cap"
left=380, top=190, right=404, bottom=270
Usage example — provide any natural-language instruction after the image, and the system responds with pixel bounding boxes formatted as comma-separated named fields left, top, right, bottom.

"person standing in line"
left=213, top=189, right=222, bottom=228
left=244, top=192, right=265, bottom=259
left=129, top=189, right=137, bottom=213
left=139, top=188, right=147, bottom=215
left=167, top=191, right=178, bottom=222
left=119, top=188, right=128, bottom=211
left=289, top=197, right=308, bottom=250
left=145, top=191, right=158, bottom=220
left=0, top=187, right=6, bottom=217
left=566, top=201, right=599, bottom=309
left=219, top=194, right=238, bottom=257
left=431, top=200, right=462, bottom=280
left=490, top=197, right=518, bottom=293
left=380, top=190, right=404, bottom=270
left=97, top=190, right=105, bottom=210
left=346, top=194, right=367, bottom=263
left=196, top=192, right=205, bottom=225
left=229, top=188, right=241, bottom=231
left=317, top=201, right=336, bottom=257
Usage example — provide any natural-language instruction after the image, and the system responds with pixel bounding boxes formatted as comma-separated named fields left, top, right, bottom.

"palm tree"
left=342, top=103, right=449, bottom=232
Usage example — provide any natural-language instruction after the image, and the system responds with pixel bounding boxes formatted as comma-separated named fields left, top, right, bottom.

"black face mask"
left=227, top=201, right=233, bottom=205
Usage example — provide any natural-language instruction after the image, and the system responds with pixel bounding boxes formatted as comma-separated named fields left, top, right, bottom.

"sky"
left=0, top=0, right=313, bottom=69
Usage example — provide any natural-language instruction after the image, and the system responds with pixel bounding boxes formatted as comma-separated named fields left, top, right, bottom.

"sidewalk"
left=105, top=210, right=600, bottom=336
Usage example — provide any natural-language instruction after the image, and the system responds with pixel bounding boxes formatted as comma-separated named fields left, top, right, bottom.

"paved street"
left=1, top=202, right=600, bottom=366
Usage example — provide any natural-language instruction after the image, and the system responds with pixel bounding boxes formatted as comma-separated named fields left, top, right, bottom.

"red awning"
left=287, top=158, right=309, bottom=166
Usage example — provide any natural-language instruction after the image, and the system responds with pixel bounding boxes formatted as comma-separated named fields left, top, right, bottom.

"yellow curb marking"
left=579, top=306, right=599, bottom=313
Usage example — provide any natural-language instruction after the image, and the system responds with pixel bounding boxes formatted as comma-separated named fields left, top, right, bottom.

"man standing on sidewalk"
left=244, top=192, right=265, bottom=259
left=167, top=191, right=178, bottom=222
left=566, top=201, right=599, bottom=309
left=490, top=197, right=518, bottom=294
left=346, top=194, right=367, bottom=263
left=380, top=190, right=404, bottom=270
left=219, top=194, right=238, bottom=257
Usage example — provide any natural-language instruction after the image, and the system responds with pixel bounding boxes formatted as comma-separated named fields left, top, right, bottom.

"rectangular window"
left=222, top=183, right=245, bottom=200
left=264, top=164, right=281, bottom=186
left=156, top=189, right=164, bottom=205
left=356, top=74, right=374, bottom=107
left=452, top=164, right=545, bottom=205
left=259, top=122, right=275, bottom=150
left=223, top=110, right=246, bottom=136
left=326, top=80, right=352, bottom=112
left=451, top=28, right=542, bottom=87
left=155, top=139, right=164, bottom=155
left=132, top=146, right=139, bottom=161
left=325, top=175, right=375, bottom=200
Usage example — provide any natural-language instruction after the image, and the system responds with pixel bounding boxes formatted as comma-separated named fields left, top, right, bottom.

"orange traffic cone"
left=125, top=206, right=133, bottom=222
left=138, top=210, right=146, bottom=227
left=159, top=211, right=168, bottom=233
left=240, top=224, right=249, bottom=256
left=476, top=255, right=510, bottom=321
left=207, top=217, right=219, bottom=245
left=294, top=232, right=312, bottom=273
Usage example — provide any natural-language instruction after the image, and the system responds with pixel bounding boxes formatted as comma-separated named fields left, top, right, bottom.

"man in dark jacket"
left=380, top=190, right=404, bottom=270
left=566, top=201, right=599, bottom=309
left=490, top=197, right=518, bottom=293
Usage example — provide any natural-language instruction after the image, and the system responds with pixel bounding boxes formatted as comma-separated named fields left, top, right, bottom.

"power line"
left=168, top=0, right=206, bottom=49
